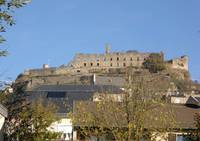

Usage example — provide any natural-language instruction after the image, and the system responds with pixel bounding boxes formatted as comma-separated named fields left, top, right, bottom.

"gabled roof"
left=186, top=96, right=200, bottom=107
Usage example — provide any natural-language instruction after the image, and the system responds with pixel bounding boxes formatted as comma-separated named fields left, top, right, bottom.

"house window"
left=47, top=92, right=66, bottom=98
left=123, top=63, right=126, bottom=67
left=97, top=63, right=100, bottom=66
left=84, top=63, right=86, bottom=67
left=91, top=63, right=93, bottom=66
left=117, top=57, right=119, bottom=61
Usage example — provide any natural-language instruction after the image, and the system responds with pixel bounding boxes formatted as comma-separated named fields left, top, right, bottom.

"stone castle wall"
left=168, top=56, right=188, bottom=71
left=21, top=49, right=189, bottom=78
left=68, top=51, right=151, bottom=69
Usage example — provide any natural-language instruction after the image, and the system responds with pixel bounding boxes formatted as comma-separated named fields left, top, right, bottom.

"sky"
left=1, top=0, right=200, bottom=81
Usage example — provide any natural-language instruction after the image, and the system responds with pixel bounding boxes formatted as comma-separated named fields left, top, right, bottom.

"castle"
left=22, top=47, right=189, bottom=77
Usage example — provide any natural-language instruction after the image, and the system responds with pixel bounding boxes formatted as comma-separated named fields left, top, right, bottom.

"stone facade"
left=68, top=50, right=150, bottom=69
left=168, top=56, right=189, bottom=71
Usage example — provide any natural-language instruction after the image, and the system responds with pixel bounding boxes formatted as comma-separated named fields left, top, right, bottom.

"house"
left=25, top=84, right=123, bottom=140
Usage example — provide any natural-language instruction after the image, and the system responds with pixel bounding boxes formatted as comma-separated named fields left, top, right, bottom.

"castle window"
left=123, top=58, right=126, bottom=61
left=123, top=63, right=126, bottom=67
left=137, top=57, right=140, bottom=61
left=130, top=57, right=133, bottom=61
left=110, top=58, right=113, bottom=61
left=91, top=63, right=93, bottom=66
left=117, top=57, right=119, bottom=61
left=97, top=63, right=100, bottom=66
left=84, top=63, right=87, bottom=67
left=110, top=63, right=112, bottom=67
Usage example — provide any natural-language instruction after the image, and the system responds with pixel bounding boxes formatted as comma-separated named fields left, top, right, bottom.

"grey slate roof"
left=186, top=96, right=200, bottom=107
left=34, top=84, right=123, bottom=93
left=26, top=84, right=123, bottom=113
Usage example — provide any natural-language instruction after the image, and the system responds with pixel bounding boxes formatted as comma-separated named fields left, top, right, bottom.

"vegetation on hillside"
left=143, top=53, right=166, bottom=73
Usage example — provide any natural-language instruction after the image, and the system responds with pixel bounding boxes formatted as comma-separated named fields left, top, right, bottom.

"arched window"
left=123, top=63, right=126, bottom=67
left=84, top=63, right=87, bottom=67
left=117, top=57, right=119, bottom=61
left=97, top=63, right=100, bottom=66
left=91, top=63, right=93, bottom=66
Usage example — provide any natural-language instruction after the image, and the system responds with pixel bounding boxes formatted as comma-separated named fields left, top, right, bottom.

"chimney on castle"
left=105, top=43, right=111, bottom=54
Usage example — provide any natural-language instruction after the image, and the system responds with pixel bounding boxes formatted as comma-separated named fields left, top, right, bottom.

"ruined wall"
left=168, top=56, right=188, bottom=71
left=68, top=51, right=150, bottom=70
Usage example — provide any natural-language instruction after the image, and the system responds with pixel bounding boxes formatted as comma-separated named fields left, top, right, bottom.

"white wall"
left=49, top=118, right=72, bottom=140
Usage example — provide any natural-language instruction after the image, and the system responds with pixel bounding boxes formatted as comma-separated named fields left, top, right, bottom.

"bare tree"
left=73, top=72, right=176, bottom=141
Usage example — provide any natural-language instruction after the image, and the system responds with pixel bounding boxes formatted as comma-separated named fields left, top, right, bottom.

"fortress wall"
left=170, top=56, right=188, bottom=71
left=70, top=52, right=150, bottom=69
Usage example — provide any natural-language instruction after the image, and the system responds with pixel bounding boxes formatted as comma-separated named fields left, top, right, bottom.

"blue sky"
left=1, top=0, right=200, bottom=81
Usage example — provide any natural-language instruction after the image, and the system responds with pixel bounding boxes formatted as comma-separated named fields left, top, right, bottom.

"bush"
left=143, top=53, right=166, bottom=73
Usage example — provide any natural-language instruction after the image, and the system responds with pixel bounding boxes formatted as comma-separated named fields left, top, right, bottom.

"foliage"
left=73, top=74, right=176, bottom=141
left=0, top=0, right=31, bottom=56
left=3, top=82, right=60, bottom=141
left=143, top=53, right=166, bottom=73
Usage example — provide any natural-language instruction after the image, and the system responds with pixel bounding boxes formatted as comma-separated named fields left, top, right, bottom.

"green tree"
left=0, top=0, right=31, bottom=56
left=143, top=53, right=166, bottom=73
left=3, top=82, right=60, bottom=141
